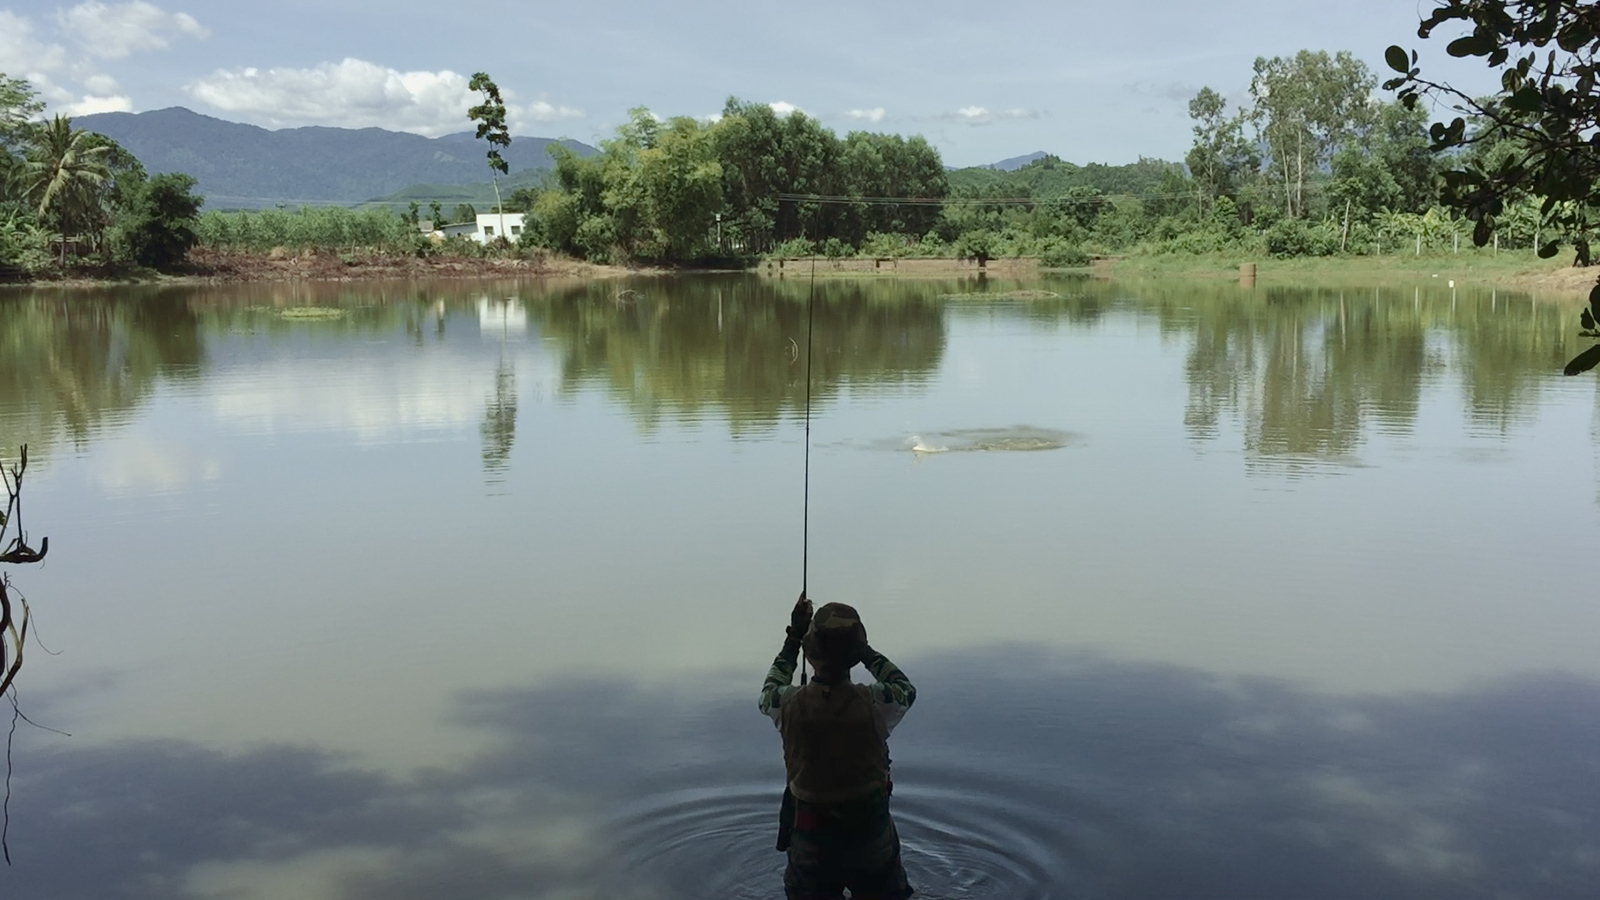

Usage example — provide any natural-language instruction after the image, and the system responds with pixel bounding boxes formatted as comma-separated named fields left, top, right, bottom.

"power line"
left=775, top=189, right=1205, bottom=208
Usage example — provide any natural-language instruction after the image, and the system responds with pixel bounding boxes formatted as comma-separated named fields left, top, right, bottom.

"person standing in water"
left=760, top=594, right=917, bottom=900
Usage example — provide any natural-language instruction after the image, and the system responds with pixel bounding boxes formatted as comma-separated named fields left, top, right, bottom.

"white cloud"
left=939, top=106, right=1044, bottom=126
left=847, top=107, right=886, bottom=123
left=0, top=10, right=68, bottom=76
left=525, top=99, right=584, bottom=122
left=57, top=1, right=208, bottom=60
left=63, top=93, right=132, bottom=114
left=768, top=101, right=803, bottom=117
left=1, top=3, right=200, bottom=118
left=81, top=72, right=120, bottom=94
left=187, top=59, right=582, bottom=135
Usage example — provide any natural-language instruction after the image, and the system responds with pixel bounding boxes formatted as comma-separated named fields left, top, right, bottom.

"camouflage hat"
left=802, top=602, right=868, bottom=666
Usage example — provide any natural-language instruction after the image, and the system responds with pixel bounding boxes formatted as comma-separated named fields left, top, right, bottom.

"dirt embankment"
left=7, top=248, right=651, bottom=288
left=1496, top=264, right=1600, bottom=296
left=187, top=248, right=644, bottom=282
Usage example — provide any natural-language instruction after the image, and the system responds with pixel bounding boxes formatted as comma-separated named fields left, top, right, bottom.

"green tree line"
left=503, top=51, right=1580, bottom=266
left=507, top=98, right=948, bottom=263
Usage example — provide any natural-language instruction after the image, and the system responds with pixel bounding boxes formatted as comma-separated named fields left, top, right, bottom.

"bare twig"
left=0, top=445, right=51, bottom=865
left=2, top=691, right=15, bottom=865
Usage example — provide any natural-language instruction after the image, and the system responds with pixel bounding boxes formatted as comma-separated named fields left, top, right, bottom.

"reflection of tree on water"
left=0, top=291, right=203, bottom=463
left=533, top=277, right=946, bottom=433
left=1027, top=280, right=1576, bottom=468
left=480, top=358, right=517, bottom=478
left=479, top=298, right=522, bottom=480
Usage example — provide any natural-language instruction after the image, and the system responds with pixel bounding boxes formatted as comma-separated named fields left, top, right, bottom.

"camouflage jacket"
left=759, top=640, right=916, bottom=734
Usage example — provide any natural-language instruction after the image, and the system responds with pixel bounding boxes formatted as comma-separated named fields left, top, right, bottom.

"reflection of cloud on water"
left=10, top=647, right=1600, bottom=900
left=208, top=352, right=557, bottom=444
left=90, top=437, right=223, bottom=497
left=477, top=298, right=527, bottom=338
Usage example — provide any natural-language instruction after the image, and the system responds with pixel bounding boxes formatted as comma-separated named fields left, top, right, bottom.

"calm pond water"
left=2, top=274, right=1598, bottom=899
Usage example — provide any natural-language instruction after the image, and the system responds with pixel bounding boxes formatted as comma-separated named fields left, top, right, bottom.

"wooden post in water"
left=1240, top=262, right=1256, bottom=288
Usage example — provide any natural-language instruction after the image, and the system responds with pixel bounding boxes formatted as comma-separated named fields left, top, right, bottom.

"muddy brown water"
left=2, top=275, right=1598, bottom=899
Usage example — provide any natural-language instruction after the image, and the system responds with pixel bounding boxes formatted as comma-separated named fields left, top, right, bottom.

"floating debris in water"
left=906, top=426, right=1073, bottom=454
left=938, top=290, right=1061, bottom=301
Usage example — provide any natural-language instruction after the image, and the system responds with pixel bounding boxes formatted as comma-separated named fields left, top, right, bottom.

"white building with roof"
left=438, top=213, right=526, bottom=244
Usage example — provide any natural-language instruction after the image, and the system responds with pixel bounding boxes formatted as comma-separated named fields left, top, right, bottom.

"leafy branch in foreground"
left=1564, top=287, right=1600, bottom=374
left=1384, top=0, right=1600, bottom=374
left=1384, top=1, right=1600, bottom=260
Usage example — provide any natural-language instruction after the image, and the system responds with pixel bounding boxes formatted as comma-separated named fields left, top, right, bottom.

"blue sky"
left=1, top=0, right=1496, bottom=167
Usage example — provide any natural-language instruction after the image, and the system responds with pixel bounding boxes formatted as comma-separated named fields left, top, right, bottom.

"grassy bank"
left=10, top=246, right=1595, bottom=296
left=1106, top=249, right=1595, bottom=297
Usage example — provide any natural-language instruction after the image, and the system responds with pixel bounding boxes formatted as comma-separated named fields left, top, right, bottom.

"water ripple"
left=605, top=774, right=1099, bottom=900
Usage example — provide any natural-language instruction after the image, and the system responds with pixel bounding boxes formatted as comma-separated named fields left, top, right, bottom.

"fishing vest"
left=778, top=680, right=889, bottom=804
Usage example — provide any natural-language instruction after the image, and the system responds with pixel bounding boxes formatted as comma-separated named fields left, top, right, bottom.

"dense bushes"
left=194, top=206, right=416, bottom=253
left=112, top=173, right=203, bottom=269
left=1039, top=241, right=1091, bottom=267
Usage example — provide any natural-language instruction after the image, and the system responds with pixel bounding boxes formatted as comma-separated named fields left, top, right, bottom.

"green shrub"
left=573, top=215, right=615, bottom=263
left=1265, top=219, right=1338, bottom=257
left=1039, top=240, right=1091, bottom=267
left=859, top=232, right=912, bottom=258
left=952, top=229, right=996, bottom=260
left=0, top=213, right=50, bottom=274
left=111, top=172, right=203, bottom=270
left=769, top=237, right=815, bottom=257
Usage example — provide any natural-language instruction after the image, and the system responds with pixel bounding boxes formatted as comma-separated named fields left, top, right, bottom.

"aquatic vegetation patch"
left=279, top=307, right=346, bottom=320
left=938, top=290, right=1061, bottom=301
left=907, top=426, right=1074, bottom=453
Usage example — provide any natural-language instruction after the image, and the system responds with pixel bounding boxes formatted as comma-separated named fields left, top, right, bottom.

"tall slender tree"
left=1186, top=87, right=1257, bottom=217
left=467, top=72, right=512, bottom=242
left=1250, top=51, right=1376, bottom=218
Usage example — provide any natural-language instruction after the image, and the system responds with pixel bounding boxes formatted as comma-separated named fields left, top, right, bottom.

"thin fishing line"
left=776, top=190, right=1193, bottom=207
left=802, top=254, right=816, bottom=595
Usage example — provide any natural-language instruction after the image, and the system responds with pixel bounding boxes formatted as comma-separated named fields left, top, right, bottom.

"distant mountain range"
left=76, top=107, right=598, bottom=210
left=72, top=108, right=1088, bottom=209
left=982, top=151, right=1051, bottom=172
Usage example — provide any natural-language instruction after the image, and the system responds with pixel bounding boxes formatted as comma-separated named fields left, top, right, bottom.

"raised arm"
left=862, top=645, right=916, bottom=734
left=758, top=637, right=800, bottom=722
left=759, top=593, right=812, bottom=723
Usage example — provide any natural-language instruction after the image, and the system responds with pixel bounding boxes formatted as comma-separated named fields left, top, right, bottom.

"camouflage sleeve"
left=759, top=639, right=801, bottom=725
left=862, top=646, right=916, bottom=735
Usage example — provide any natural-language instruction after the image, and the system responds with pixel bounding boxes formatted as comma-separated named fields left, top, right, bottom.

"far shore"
left=4, top=248, right=1595, bottom=299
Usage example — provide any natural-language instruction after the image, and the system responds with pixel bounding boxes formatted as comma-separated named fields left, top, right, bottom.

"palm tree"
left=22, top=115, right=110, bottom=264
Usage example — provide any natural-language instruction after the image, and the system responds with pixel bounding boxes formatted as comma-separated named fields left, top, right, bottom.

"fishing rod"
left=799, top=241, right=817, bottom=686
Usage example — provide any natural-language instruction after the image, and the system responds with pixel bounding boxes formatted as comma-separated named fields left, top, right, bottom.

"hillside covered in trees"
left=73, top=107, right=598, bottom=210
